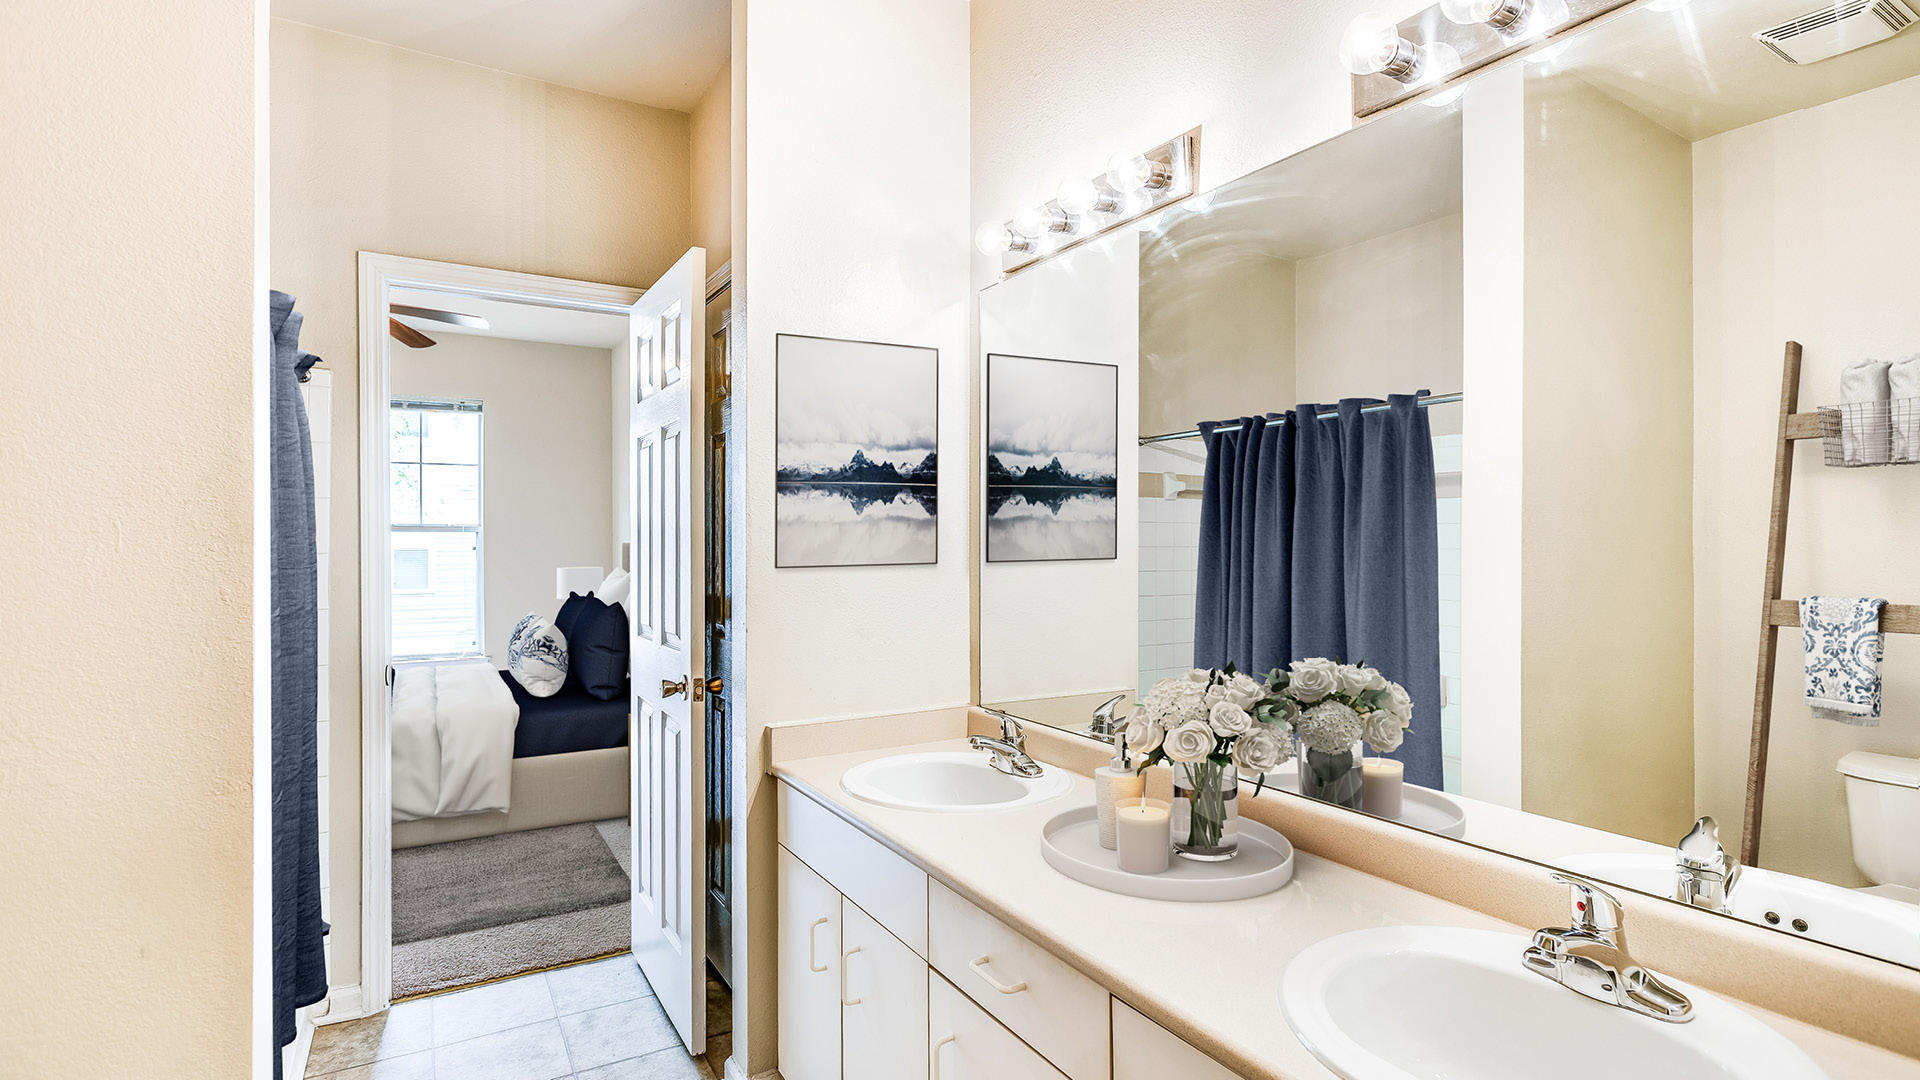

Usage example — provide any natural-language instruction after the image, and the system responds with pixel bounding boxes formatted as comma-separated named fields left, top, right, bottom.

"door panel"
left=779, top=848, right=843, bottom=1080
left=843, top=903, right=928, bottom=1080
left=928, top=972, right=1068, bottom=1080
left=629, top=246, right=708, bottom=1052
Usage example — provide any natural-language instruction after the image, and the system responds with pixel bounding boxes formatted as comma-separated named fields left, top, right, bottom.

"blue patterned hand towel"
left=1801, top=596, right=1887, bottom=726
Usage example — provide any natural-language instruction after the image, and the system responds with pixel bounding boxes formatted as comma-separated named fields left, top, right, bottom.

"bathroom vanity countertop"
left=775, top=740, right=1920, bottom=1080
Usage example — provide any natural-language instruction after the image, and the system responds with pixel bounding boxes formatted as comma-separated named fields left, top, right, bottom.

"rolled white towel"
left=1890, top=354, right=1920, bottom=464
left=1841, top=358, right=1893, bottom=465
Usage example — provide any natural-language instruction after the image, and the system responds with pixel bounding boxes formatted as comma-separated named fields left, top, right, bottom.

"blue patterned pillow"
left=507, top=612, right=569, bottom=697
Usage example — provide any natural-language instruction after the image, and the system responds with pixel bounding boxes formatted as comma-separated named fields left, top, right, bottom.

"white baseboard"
left=314, top=984, right=372, bottom=1025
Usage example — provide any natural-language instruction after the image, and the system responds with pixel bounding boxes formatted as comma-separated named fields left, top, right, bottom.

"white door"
left=778, top=848, right=843, bottom=1080
left=842, top=902, right=927, bottom=1080
left=628, top=246, right=709, bottom=1051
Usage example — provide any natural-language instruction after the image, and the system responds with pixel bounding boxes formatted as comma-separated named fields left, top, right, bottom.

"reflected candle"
left=1114, top=798, right=1171, bottom=874
left=1361, top=758, right=1405, bottom=819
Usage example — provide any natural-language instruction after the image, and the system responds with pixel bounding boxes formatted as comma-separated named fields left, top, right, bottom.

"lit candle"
left=1361, top=757, right=1405, bottom=819
left=1115, top=798, right=1171, bottom=874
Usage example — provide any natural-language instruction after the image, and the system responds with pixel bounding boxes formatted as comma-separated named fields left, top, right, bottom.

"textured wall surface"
left=271, top=16, right=691, bottom=992
left=0, top=2, right=258, bottom=1075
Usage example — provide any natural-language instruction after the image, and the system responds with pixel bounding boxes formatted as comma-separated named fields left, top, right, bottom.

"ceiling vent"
left=1754, top=0, right=1917, bottom=64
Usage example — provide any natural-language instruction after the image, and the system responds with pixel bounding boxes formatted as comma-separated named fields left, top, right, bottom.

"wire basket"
left=1819, top=398, right=1920, bottom=467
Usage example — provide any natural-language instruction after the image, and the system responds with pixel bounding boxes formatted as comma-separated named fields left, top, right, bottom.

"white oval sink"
left=1281, top=926, right=1827, bottom=1080
left=841, top=750, right=1072, bottom=812
left=1559, top=853, right=1920, bottom=967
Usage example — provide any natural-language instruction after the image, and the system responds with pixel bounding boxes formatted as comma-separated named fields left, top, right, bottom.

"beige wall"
left=740, top=0, right=973, bottom=1070
left=1518, top=75, right=1695, bottom=843
left=1138, top=251, right=1295, bottom=436
left=0, top=2, right=256, bottom=1075
left=1694, top=74, right=1920, bottom=884
left=271, top=16, right=692, bottom=992
left=691, top=63, right=733, bottom=270
left=392, top=335, right=615, bottom=666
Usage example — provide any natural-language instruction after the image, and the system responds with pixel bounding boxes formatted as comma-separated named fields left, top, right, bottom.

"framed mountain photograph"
left=985, top=353, right=1118, bottom=562
left=775, top=334, right=939, bottom=567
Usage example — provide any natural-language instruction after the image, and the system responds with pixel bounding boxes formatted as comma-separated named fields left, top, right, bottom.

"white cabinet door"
left=842, top=902, right=928, bottom=1080
left=779, top=847, right=842, bottom=1080
left=928, top=971, right=1068, bottom=1080
left=1111, top=998, right=1243, bottom=1080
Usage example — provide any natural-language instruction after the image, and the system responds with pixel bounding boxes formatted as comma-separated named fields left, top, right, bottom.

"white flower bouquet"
left=1277, top=657, right=1414, bottom=809
left=1124, top=666, right=1297, bottom=859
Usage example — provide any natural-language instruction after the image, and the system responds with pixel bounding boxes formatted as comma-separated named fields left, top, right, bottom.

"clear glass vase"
left=1296, top=736, right=1365, bottom=810
left=1170, top=759, right=1240, bottom=861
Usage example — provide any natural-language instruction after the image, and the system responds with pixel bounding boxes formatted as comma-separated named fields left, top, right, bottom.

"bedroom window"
left=390, top=399, right=483, bottom=659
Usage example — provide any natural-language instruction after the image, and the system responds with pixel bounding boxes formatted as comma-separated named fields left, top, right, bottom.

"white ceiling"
left=391, top=287, right=628, bottom=349
left=274, top=0, right=729, bottom=112
left=1549, top=0, right=1920, bottom=141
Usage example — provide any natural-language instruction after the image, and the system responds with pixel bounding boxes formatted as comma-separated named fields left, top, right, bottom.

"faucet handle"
left=1677, top=816, right=1738, bottom=877
left=1551, top=871, right=1624, bottom=938
left=982, top=707, right=1024, bottom=746
left=1093, top=693, right=1127, bottom=722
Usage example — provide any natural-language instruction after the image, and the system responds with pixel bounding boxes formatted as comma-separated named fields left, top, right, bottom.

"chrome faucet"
left=1087, top=693, right=1128, bottom=742
left=1523, top=872, right=1694, bottom=1023
left=1675, top=815, right=1741, bottom=914
left=970, top=710, right=1044, bottom=778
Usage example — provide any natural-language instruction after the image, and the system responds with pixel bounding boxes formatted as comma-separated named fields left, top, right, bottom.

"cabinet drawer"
left=779, top=780, right=930, bottom=957
left=927, top=880, right=1109, bottom=1080
left=929, top=970, right=1068, bottom=1080
left=1112, top=998, right=1242, bottom=1080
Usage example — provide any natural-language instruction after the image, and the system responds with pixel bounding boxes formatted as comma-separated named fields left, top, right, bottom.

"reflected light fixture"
left=976, top=128, right=1199, bottom=274
left=1340, top=12, right=1427, bottom=82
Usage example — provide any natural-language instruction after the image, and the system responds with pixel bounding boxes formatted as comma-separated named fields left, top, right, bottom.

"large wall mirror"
left=977, top=0, right=1920, bottom=970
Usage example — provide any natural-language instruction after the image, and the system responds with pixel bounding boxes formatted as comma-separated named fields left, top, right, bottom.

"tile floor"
left=306, top=955, right=733, bottom=1080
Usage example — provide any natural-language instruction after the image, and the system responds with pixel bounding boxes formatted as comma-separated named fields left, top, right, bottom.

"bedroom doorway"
left=354, top=255, right=734, bottom=1069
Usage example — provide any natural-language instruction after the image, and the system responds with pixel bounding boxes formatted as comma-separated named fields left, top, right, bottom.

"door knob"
left=662, top=678, right=689, bottom=698
left=705, top=676, right=724, bottom=694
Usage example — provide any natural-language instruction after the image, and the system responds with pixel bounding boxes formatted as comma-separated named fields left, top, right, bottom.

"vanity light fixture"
left=978, top=127, right=1199, bottom=275
left=1346, top=0, right=1631, bottom=117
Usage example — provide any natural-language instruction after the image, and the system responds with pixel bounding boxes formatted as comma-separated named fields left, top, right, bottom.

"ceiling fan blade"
left=389, top=318, right=436, bottom=349
left=390, top=303, right=490, bottom=330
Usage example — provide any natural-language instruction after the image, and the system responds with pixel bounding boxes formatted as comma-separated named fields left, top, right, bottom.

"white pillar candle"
left=1361, top=757, right=1405, bottom=820
left=1114, top=798, right=1171, bottom=874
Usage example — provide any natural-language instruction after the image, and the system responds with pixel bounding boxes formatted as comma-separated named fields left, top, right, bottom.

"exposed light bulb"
left=1439, top=0, right=1533, bottom=32
left=1104, top=153, right=1153, bottom=194
left=974, top=223, right=1013, bottom=256
left=1340, top=13, right=1423, bottom=81
left=1012, top=204, right=1071, bottom=236
left=1056, top=176, right=1117, bottom=217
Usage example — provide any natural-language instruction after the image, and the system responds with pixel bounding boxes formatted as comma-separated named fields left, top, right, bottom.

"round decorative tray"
left=1039, top=806, right=1295, bottom=902
left=1268, top=768, right=1468, bottom=839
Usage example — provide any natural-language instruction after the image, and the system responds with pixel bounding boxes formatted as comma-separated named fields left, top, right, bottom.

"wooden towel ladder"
left=1740, top=341, right=1920, bottom=866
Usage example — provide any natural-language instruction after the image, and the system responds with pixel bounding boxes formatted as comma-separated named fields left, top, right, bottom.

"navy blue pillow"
left=554, top=592, right=593, bottom=646
left=566, top=594, right=630, bottom=701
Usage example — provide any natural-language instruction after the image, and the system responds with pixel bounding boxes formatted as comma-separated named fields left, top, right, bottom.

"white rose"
left=1385, top=681, right=1414, bottom=721
left=1207, top=700, right=1252, bottom=739
left=1204, top=682, right=1227, bottom=706
left=1232, top=726, right=1291, bottom=774
left=1222, top=672, right=1264, bottom=711
left=1185, top=668, right=1211, bottom=685
left=1162, top=718, right=1217, bottom=763
left=1124, top=713, right=1164, bottom=755
left=1339, top=664, right=1387, bottom=695
left=1287, top=658, right=1339, bottom=702
left=1362, top=709, right=1406, bottom=754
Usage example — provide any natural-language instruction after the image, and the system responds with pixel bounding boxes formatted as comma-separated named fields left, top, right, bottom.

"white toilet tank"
left=1838, top=751, right=1920, bottom=889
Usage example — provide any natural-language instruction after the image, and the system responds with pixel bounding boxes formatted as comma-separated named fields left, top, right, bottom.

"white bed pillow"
left=506, top=612, right=569, bottom=697
left=596, top=568, right=632, bottom=606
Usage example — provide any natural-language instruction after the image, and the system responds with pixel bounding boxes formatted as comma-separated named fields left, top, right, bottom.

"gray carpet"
left=392, top=820, right=632, bottom=998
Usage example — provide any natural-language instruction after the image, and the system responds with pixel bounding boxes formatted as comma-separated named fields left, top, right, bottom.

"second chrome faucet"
left=1523, top=872, right=1695, bottom=1023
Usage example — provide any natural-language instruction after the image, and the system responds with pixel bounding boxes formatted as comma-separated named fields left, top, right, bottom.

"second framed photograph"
left=985, top=353, right=1119, bottom=562
left=775, top=333, right=940, bottom=568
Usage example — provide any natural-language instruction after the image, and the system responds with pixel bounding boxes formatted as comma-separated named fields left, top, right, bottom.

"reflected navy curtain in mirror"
left=1194, top=395, right=1443, bottom=789
left=270, top=291, right=329, bottom=1076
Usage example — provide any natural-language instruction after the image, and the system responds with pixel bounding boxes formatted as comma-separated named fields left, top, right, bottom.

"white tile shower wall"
left=1434, top=434, right=1463, bottom=794
left=1138, top=444, right=1204, bottom=697
left=302, top=370, right=333, bottom=980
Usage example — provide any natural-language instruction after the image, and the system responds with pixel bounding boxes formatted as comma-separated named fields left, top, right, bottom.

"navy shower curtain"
left=271, top=291, right=329, bottom=1074
left=1193, top=395, right=1444, bottom=789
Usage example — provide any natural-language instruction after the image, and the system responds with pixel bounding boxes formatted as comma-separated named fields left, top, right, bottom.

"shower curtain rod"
left=1137, top=391, right=1465, bottom=445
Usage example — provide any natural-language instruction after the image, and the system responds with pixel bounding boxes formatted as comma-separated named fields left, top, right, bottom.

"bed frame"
left=391, top=746, right=629, bottom=849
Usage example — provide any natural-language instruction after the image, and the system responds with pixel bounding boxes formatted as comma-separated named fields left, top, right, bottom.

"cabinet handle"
left=841, top=945, right=864, bottom=1006
left=931, top=1034, right=957, bottom=1080
left=967, top=954, right=1028, bottom=995
left=807, top=917, right=830, bottom=973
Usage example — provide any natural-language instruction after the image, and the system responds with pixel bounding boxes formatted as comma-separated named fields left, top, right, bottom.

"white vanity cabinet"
left=777, top=779, right=1246, bottom=1080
